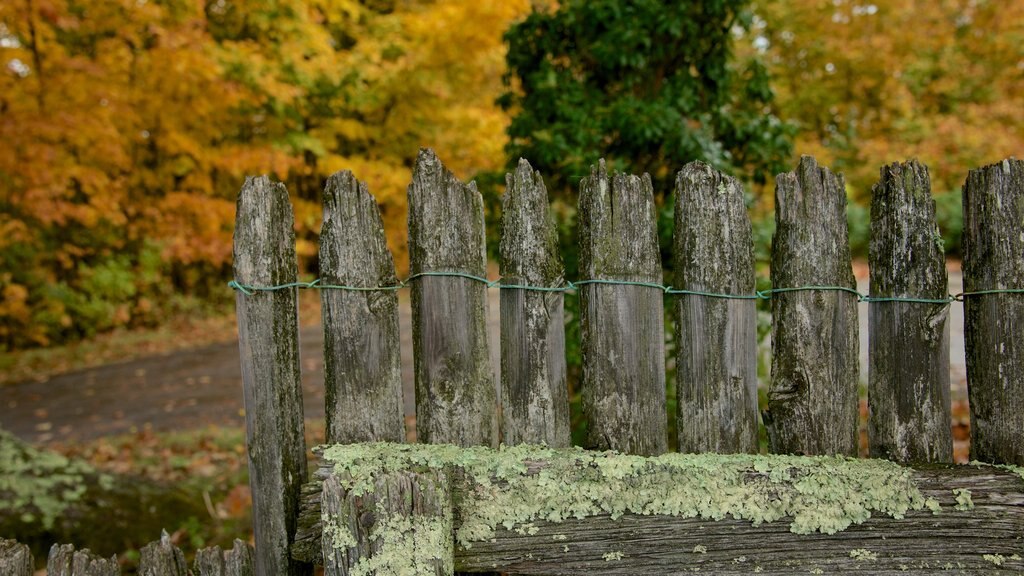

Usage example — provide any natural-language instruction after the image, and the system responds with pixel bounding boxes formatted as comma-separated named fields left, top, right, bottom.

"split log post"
left=577, top=160, right=667, bottom=455
left=321, top=471, right=453, bottom=576
left=47, top=544, right=119, bottom=576
left=962, top=158, right=1024, bottom=465
left=138, top=532, right=187, bottom=576
left=233, top=176, right=310, bottom=575
left=407, top=148, right=496, bottom=447
left=868, top=160, right=952, bottom=462
left=766, top=155, right=859, bottom=456
left=673, top=161, right=759, bottom=454
left=0, top=539, right=32, bottom=576
left=320, top=171, right=404, bottom=443
left=499, top=159, right=570, bottom=447
left=194, top=540, right=255, bottom=576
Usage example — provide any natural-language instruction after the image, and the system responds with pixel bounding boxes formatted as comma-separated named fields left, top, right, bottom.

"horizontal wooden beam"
left=292, top=444, right=1024, bottom=574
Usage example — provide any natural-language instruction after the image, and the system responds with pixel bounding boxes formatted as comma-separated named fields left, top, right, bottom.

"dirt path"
left=1, top=271, right=967, bottom=446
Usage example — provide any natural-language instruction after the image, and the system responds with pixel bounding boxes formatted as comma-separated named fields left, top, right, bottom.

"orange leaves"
left=751, top=0, right=1024, bottom=196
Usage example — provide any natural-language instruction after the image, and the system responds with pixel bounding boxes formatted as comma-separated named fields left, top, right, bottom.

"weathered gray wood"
left=766, top=155, right=859, bottom=456
left=499, top=159, right=569, bottom=447
left=294, top=446, right=1024, bottom=573
left=0, top=539, right=32, bottom=576
left=233, top=175, right=310, bottom=576
left=868, top=160, right=952, bottom=463
left=408, top=148, right=496, bottom=447
left=454, top=467, right=1024, bottom=574
left=194, top=540, right=255, bottom=576
left=673, top=161, right=758, bottom=454
left=47, top=543, right=119, bottom=576
left=577, top=160, right=667, bottom=456
left=321, top=471, right=453, bottom=576
left=320, top=171, right=404, bottom=444
left=962, top=158, right=1024, bottom=465
left=138, top=532, right=187, bottom=576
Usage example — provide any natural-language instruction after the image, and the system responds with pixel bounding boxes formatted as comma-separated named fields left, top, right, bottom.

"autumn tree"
left=0, top=0, right=530, bottom=350
left=749, top=0, right=1024, bottom=199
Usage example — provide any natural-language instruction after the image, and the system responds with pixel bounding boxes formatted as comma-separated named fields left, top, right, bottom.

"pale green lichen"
left=603, top=551, right=624, bottom=561
left=693, top=545, right=708, bottom=554
left=347, top=514, right=453, bottom=576
left=319, top=442, right=939, bottom=551
left=0, top=429, right=95, bottom=529
left=322, top=515, right=356, bottom=550
left=849, top=548, right=878, bottom=561
left=983, top=554, right=1005, bottom=566
left=952, top=488, right=973, bottom=511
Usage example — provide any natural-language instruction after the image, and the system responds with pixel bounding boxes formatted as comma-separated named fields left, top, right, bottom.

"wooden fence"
left=3, top=151, right=1022, bottom=574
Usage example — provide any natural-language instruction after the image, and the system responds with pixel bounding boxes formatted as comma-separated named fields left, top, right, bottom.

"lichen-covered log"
left=962, top=158, right=1024, bottom=465
left=139, top=532, right=187, bottom=576
left=673, top=161, right=758, bottom=454
left=408, top=148, right=496, bottom=447
left=194, top=540, right=255, bottom=576
left=868, top=160, right=951, bottom=463
left=0, top=539, right=32, bottom=576
left=320, top=171, right=404, bottom=444
left=578, top=160, right=666, bottom=456
left=47, top=543, right=119, bottom=576
left=767, top=156, right=859, bottom=456
left=293, top=443, right=1024, bottom=574
left=233, top=176, right=310, bottom=576
left=499, top=159, right=569, bottom=447
left=321, top=470, right=452, bottom=576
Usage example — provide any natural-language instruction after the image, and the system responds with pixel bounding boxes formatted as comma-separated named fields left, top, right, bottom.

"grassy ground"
left=44, top=420, right=328, bottom=573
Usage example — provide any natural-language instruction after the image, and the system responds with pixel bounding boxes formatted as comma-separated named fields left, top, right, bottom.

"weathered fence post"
left=766, top=156, right=859, bottom=456
left=673, top=161, right=759, bottom=454
left=47, top=544, right=119, bottom=576
left=408, top=148, right=496, bottom=446
left=868, top=160, right=952, bottom=462
left=499, top=159, right=570, bottom=447
left=578, top=160, right=667, bottom=455
left=321, top=471, right=453, bottom=576
left=962, top=158, right=1024, bottom=465
left=0, top=539, right=32, bottom=576
left=194, top=540, right=255, bottom=576
left=233, top=176, right=310, bottom=575
left=139, top=532, right=187, bottom=576
left=320, top=171, right=405, bottom=444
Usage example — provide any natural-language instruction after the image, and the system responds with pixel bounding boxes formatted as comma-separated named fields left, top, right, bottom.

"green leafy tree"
left=499, top=0, right=794, bottom=197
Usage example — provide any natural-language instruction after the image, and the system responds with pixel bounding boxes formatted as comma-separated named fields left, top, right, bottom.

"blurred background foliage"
left=1, top=0, right=1022, bottom=352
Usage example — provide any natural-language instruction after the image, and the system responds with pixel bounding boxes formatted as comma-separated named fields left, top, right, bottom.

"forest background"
left=2, top=0, right=1023, bottom=354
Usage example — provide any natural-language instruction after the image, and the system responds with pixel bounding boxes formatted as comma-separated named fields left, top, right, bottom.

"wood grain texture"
left=46, top=543, right=119, bottom=575
left=499, top=159, right=569, bottom=447
left=673, top=161, right=758, bottom=454
left=320, top=171, right=404, bottom=444
left=0, top=539, right=33, bottom=576
left=321, top=471, right=453, bottom=576
left=233, top=176, right=310, bottom=576
left=767, top=156, right=859, bottom=456
left=194, top=541, right=255, bottom=576
left=454, top=465, right=1024, bottom=574
left=408, top=148, right=496, bottom=447
left=294, top=451, right=1024, bottom=574
left=962, top=158, right=1024, bottom=465
left=138, top=533, right=188, bottom=576
left=868, top=160, right=952, bottom=463
left=577, top=160, right=666, bottom=456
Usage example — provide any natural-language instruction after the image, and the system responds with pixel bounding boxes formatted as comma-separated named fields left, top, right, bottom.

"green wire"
left=229, top=274, right=1024, bottom=304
